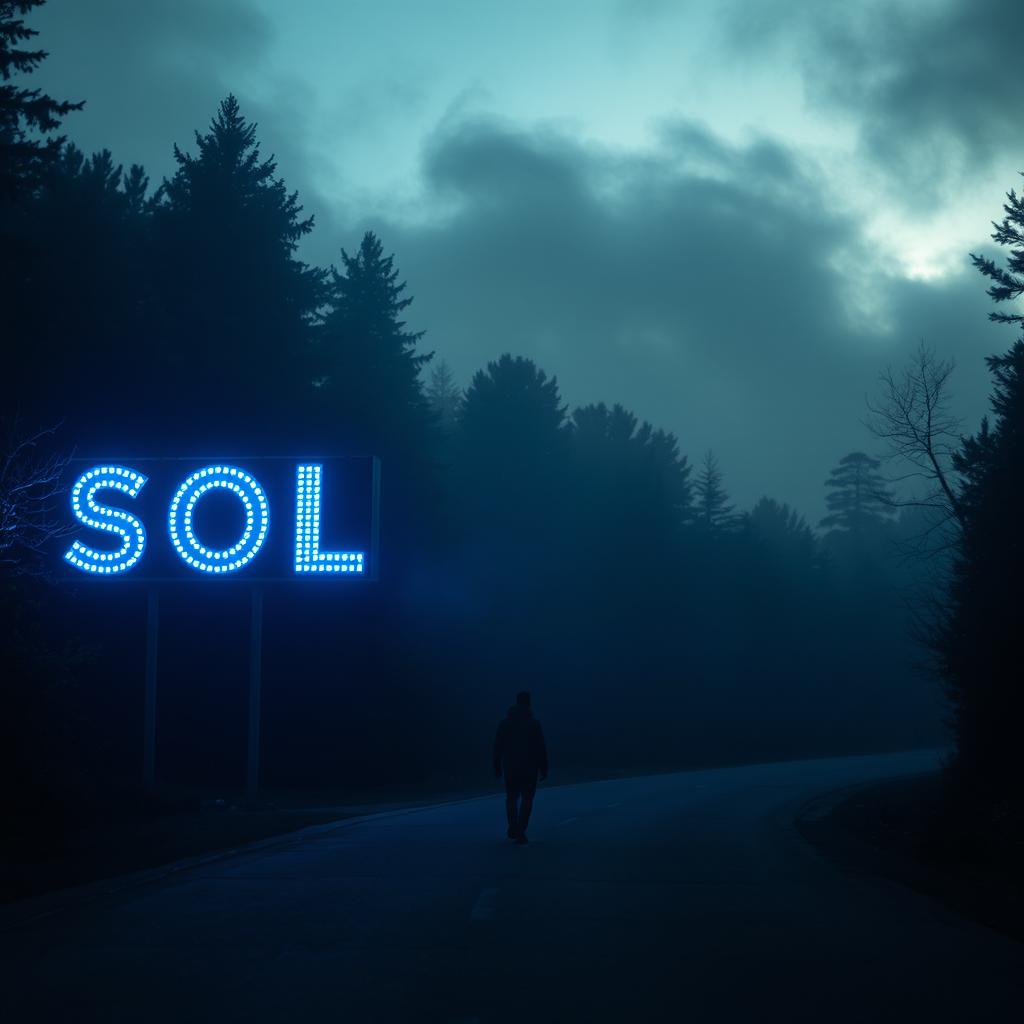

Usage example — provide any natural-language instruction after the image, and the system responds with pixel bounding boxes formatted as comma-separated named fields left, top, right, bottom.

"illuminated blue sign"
left=59, top=457, right=378, bottom=581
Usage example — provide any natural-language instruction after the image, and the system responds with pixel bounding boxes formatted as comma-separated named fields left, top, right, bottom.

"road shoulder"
left=796, top=772, right=1024, bottom=944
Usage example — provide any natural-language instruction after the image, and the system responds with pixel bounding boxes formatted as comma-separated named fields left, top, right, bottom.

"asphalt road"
left=3, top=750, right=1022, bottom=1023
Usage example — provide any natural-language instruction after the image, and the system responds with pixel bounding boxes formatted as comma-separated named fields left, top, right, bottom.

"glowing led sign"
left=60, top=458, right=377, bottom=581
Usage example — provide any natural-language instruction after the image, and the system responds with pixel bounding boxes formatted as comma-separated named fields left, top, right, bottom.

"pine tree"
left=568, top=402, right=691, bottom=610
left=747, top=497, right=816, bottom=568
left=940, top=179, right=1024, bottom=791
left=313, top=231, right=443, bottom=571
left=457, top=354, right=569, bottom=533
left=2, top=144, right=154, bottom=428
left=971, top=178, right=1024, bottom=329
left=941, top=346, right=1024, bottom=792
left=425, top=360, right=462, bottom=431
left=152, top=95, right=323, bottom=443
left=0, top=0, right=82, bottom=203
left=819, top=452, right=894, bottom=535
left=694, top=450, right=735, bottom=532
left=316, top=231, right=433, bottom=447
left=572, top=402, right=692, bottom=537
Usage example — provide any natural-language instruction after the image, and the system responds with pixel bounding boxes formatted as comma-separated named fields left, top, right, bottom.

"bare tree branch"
left=866, top=342, right=965, bottom=559
left=0, top=418, right=74, bottom=578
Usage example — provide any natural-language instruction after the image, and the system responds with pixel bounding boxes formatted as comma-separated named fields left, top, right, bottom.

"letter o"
left=168, top=465, right=269, bottom=574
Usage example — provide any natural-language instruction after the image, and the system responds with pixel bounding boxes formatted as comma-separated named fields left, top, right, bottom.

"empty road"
left=3, top=750, right=1022, bottom=1022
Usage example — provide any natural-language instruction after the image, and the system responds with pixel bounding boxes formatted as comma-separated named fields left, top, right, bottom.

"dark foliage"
left=316, top=230, right=433, bottom=441
left=912, top=170, right=1024, bottom=807
left=971, top=179, right=1024, bottom=328
left=941, top=338, right=1024, bottom=793
left=150, top=95, right=324, bottom=447
left=0, top=0, right=82, bottom=203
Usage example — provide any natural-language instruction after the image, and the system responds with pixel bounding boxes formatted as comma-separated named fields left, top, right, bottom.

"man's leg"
left=505, top=778, right=520, bottom=838
left=516, top=778, right=538, bottom=838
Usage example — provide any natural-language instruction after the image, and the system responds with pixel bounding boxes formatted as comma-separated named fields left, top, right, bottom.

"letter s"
left=64, top=465, right=148, bottom=574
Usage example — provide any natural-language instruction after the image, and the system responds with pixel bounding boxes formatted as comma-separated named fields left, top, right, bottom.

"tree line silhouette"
left=7, top=2, right=1017, bottom=832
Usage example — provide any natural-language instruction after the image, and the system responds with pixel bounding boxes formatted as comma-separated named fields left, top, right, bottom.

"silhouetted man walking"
left=493, top=691, right=548, bottom=844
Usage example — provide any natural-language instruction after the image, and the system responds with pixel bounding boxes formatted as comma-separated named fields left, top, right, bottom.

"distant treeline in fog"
left=1, top=90, right=951, bottom=809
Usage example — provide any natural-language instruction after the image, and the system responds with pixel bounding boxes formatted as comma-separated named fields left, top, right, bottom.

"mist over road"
left=3, top=751, right=1021, bottom=1022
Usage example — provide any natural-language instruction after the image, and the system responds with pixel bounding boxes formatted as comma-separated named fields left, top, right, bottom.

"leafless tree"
left=0, top=421, right=73, bottom=577
left=866, top=342, right=964, bottom=558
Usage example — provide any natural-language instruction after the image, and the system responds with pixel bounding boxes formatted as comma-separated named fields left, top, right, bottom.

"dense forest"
left=1, top=1, right=1019, bottom=840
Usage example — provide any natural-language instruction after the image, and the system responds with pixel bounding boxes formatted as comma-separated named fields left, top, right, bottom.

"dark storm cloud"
left=358, top=116, right=994, bottom=517
left=26, top=1, right=1003, bottom=519
left=725, top=0, right=1024, bottom=192
left=30, top=0, right=294, bottom=183
left=30, top=0, right=331, bottom=238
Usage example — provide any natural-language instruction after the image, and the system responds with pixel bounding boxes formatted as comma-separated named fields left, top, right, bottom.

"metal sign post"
left=143, top=586, right=159, bottom=791
left=56, top=456, right=380, bottom=799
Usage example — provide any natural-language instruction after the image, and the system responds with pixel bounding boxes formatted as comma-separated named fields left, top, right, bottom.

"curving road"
left=3, top=751, right=1022, bottom=1022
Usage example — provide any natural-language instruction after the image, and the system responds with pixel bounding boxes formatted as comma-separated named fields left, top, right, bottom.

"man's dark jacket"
left=493, top=705, right=548, bottom=780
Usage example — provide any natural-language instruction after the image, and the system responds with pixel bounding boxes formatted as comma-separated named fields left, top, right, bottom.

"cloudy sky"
left=29, top=0, right=1024, bottom=519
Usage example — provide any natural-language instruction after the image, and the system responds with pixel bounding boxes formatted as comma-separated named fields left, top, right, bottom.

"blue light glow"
left=294, top=464, right=365, bottom=574
left=168, top=465, right=269, bottom=574
left=64, top=465, right=148, bottom=574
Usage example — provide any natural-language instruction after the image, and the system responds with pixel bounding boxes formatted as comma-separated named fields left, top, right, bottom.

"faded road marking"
left=471, top=888, right=499, bottom=921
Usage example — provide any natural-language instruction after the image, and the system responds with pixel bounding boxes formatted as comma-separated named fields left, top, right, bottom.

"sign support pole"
left=370, top=457, right=381, bottom=581
left=246, top=586, right=264, bottom=805
left=143, top=586, right=159, bottom=791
